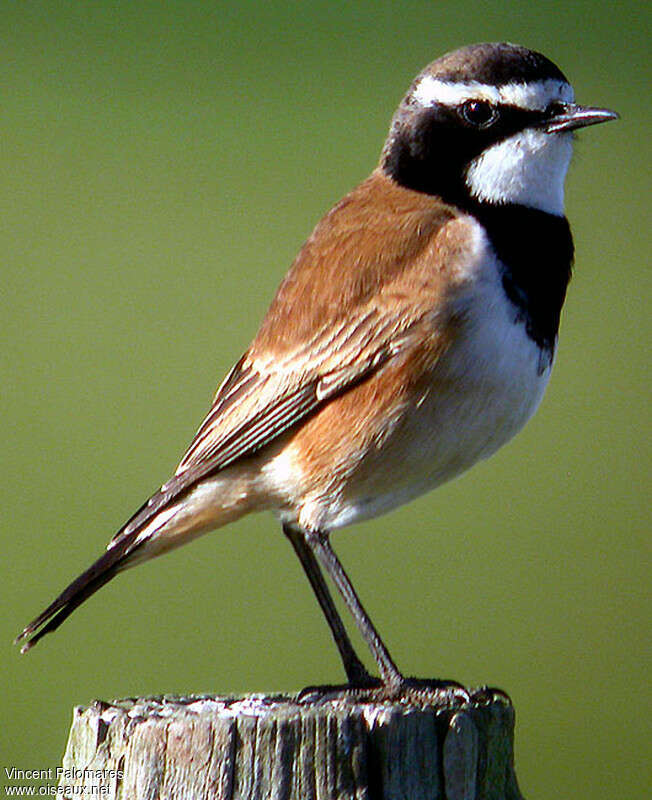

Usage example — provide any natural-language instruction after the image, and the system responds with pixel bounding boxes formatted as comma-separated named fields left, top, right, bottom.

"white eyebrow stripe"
left=412, top=77, right=574, bottom=110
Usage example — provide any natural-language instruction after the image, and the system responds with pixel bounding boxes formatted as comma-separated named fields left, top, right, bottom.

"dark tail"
left=14, top=477, right=186, bottom=653
left=15, top=464, right=219, bottom=652
left=15, top=543, right=130, bottom=653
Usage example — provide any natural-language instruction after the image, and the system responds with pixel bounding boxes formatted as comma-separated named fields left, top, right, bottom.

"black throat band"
left=469, top=200, right=573, bottom=360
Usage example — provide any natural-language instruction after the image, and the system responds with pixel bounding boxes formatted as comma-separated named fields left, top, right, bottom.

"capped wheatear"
left=17, top=43, right=618, bottom=693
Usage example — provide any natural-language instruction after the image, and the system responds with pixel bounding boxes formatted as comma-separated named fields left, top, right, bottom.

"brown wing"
left=106, top=171, right=455, bottom=552
left=17, top=171, right=458, bottom=651
left=175, top=308, right=418, bottom=474
left=173, top=170, right=457, bottom=477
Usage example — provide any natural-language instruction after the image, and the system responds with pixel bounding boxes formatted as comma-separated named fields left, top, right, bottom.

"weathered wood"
left=59, top=685, right=525, bottom=799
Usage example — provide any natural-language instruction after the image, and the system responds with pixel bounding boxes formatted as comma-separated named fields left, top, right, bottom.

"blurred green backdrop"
left=1, top=2, right=649, bottom=797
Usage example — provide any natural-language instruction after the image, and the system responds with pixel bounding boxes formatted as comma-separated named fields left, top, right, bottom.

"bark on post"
left=59, top=685, right=525, bottom=799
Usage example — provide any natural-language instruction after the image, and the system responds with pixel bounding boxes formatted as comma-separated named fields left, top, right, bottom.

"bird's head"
left=381, top=43, right=618, bottom=214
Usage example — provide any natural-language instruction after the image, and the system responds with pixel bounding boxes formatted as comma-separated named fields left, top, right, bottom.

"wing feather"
left=17, top=170, right=459, bottom=651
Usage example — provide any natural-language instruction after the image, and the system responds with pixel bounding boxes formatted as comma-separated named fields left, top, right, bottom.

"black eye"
left=460, top=99, right=497, bottom=128
left=546, top=101, right=567, bottom=117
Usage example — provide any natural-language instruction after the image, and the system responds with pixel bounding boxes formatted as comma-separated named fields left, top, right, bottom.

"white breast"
left=321, top=218, right=553, bottom=530
left=434, top=219, right=553, bottom=457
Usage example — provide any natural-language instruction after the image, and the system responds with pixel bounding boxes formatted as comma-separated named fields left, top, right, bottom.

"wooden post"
left=59, top=685, right=525, bottom=799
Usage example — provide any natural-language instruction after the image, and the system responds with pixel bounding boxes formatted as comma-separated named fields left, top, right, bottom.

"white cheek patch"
left=412, top=76, right=574, bottom=111
left=410, top=75, right=576, bottom=214
left=465, top=128, right=573, bottom=214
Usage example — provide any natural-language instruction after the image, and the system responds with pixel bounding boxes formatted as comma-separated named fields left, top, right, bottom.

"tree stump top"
left=61, top=685, right=524, bottom=799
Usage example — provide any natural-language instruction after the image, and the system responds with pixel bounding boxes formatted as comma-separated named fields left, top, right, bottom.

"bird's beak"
left=544, top=104, right=619, bottom=134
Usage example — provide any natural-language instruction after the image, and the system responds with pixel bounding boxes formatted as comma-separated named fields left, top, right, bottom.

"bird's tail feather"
left=14, top=538, right=135, bottom=654
left=16, top=469, right=249, bottom=652
left=15, top=469, right=205, bottom=653
left=13, top=477, right=187, bottom=653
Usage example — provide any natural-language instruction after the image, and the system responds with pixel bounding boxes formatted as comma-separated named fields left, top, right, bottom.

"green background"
left=1, top=2, right=649, bottom=797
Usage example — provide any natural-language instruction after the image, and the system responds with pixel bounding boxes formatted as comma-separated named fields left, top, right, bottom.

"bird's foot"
left=297, top=675, right=472, bottom=707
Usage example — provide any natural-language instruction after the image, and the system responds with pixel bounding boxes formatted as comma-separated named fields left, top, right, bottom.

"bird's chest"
left=407, top=213, right=566, bottom=470
left=299, top=217, right=569, bottom=531
left=326, top=253, right=554, bottom=530
left=425, top=254, right=553, bottom=466
left=374, top=243, right=556, bottom=497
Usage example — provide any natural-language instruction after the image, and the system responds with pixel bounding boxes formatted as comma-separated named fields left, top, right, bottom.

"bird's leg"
left=283, top=523, right=374, bottom=687
left=303, top=527, right=405, bottom=694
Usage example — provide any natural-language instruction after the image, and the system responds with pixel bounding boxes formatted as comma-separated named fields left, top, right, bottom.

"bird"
left=16, top=42, right=618, bottom=693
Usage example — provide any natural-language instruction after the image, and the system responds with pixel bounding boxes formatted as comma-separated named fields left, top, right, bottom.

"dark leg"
left=283, top=523, right=374, bottom=686
left=304, top=528, right=405, bottom=693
